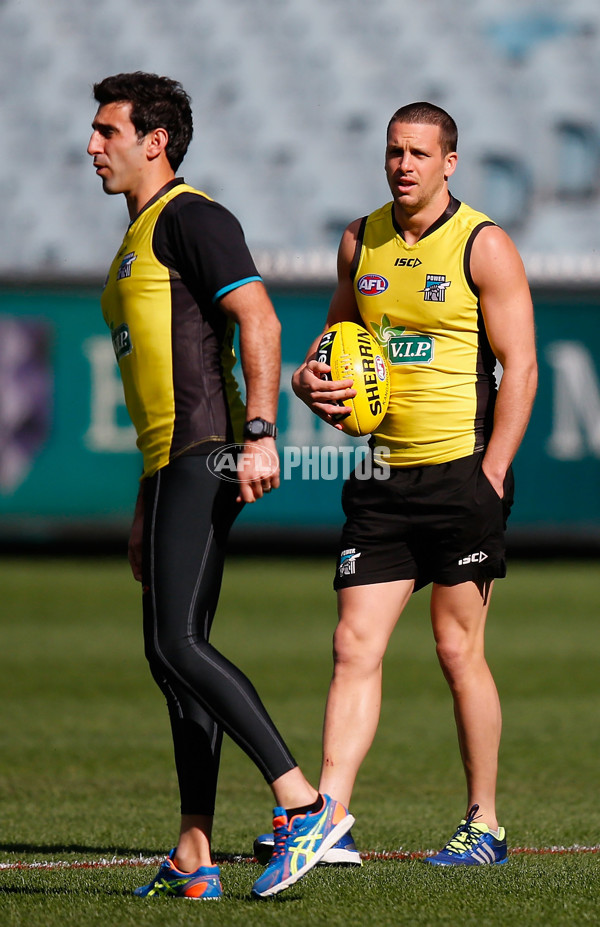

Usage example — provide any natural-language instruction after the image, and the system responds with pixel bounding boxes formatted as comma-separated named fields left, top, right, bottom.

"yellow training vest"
left=353, top=197, right=497, bottom=467
left=101, top=183, right=246, bottom=477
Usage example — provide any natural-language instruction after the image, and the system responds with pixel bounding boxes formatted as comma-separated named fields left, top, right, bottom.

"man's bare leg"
left=430, top=580, right=501, bottom=829
left=319, top=580, right=414, bottom=807
left=175, top=767, right=319, bottom=870
left=174, top=815, right=214, bottom=870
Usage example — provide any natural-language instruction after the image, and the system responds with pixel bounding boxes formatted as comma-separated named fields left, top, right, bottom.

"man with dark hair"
left=257, top=101, right=537, bottom=867
left=386, top=101, right=458, bottom=155
left=88, top=71, right=352, bottom=901
left=92, top=71, right=193, bottom=171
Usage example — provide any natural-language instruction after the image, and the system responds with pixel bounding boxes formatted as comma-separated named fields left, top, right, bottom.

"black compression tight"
left=141, top=455, right=297, bottom=816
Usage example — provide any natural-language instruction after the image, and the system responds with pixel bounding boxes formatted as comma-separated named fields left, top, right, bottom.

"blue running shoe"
left=134, top=849, right=222, bottom=898
left=425, top=804, right=508, bottom=866
left=253, top=827, right=362, bottom=866
left=251, top=794, right=355, bottom=898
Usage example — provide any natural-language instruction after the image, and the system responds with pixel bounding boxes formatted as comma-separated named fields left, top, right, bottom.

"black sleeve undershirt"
left=152, top=193, right=261, bottom=305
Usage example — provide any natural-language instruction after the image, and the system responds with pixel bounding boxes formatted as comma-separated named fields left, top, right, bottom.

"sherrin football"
left=316, top=321, right=390, bottom=436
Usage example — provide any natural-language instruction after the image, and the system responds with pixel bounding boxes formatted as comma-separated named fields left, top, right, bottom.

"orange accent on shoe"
left=184, top=880, right=213, bottom=898
left=331, top=802, right=346, bottom=825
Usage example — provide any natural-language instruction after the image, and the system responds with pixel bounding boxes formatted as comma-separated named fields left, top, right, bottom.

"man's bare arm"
left=292, top=220, right=363, bottom=428
left=220, top=280, right=281, bottom=503
left=472, top=225, right=538, bottom=495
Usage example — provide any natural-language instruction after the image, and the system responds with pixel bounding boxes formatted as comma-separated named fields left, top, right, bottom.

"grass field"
left=0, top=555, right=599, bottom=926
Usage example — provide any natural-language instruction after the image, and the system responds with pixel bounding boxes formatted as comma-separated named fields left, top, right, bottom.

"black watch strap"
left=243, top=417, right=278, bottom=440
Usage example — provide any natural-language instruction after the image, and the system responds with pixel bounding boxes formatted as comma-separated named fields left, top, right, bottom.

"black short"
left=334, top=452, right=514, bottom=592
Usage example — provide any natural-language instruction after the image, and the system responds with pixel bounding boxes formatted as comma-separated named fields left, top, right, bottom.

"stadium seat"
left=1, top=0, right=600, bottom=275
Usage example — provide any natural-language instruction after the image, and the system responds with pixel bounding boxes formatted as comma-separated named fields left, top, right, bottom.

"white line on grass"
left=1, top=846, right=599, bottom=871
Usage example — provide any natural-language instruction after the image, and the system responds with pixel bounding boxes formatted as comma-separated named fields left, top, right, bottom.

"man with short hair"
left=88, top=71, right=352, bottom=900
left=287, top=101, right=537, bottom=865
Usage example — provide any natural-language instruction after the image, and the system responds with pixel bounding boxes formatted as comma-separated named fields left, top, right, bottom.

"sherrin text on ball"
left=316, top=321, right=390, bottom=436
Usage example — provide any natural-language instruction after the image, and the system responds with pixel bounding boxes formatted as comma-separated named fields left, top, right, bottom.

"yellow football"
left=316, top=321, right=390, bottom=436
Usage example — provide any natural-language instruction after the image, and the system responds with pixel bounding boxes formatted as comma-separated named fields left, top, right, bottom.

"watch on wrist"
left=243, top=417, right=278, bottom=440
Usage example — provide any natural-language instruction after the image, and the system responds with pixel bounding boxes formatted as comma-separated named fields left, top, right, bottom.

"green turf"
left=0, top=557, right=599, bottom=926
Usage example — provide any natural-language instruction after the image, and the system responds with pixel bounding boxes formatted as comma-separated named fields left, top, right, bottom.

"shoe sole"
left=252, top=813, right=355, bottom=898
left=318, top=847, right=362, bottom=866
left=254, top=845, right=362, bottom=867
left=425, top=855, right=509, bottom=866
left=134, top=889, right=223, bottom=899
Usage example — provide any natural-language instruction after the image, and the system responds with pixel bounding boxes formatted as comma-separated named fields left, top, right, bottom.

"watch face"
left=245, top=418, right=276, bottom=439
left=245, top=419, right=266, bottom=437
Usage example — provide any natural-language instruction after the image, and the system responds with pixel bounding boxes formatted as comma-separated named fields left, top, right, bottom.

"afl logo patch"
left=375, top=355, right=387, bottom=381
left=357, top=273, right=389, bottom=295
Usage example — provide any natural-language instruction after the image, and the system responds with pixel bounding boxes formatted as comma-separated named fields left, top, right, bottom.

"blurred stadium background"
left=1, top=0, right=599, bottom=551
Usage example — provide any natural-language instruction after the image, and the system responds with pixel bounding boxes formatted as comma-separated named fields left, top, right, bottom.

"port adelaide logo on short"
left=339, top=549, right=361, bottom=577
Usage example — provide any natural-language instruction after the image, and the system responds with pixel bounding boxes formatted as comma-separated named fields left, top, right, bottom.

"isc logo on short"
left=458, top=551, right=488, bottom=566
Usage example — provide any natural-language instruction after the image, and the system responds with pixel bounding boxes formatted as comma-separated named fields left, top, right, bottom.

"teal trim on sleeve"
left=213, top=276, right=262, bottom=303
